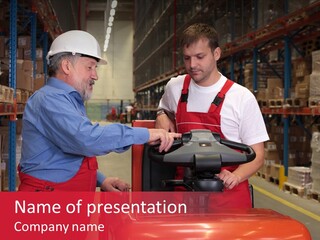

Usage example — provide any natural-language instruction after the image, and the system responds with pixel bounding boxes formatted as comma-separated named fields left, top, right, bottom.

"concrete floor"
left=97, top=122, right=320, bottom=239
left=250, top=176, right=320, bottom=239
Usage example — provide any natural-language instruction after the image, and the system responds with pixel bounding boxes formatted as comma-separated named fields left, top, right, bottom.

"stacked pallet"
left=309, top=50, right=320, bottom=107
left=257, top=141, right=280, bottom=184
left=267, top=123, right=312, bottom=167
left=283, top=166, right=312, bottom=198
left=244, top=62, right=284, bottom=107
left=310, top=132, right=320, bottom=202
left=289, top=58, right=311, bottom=108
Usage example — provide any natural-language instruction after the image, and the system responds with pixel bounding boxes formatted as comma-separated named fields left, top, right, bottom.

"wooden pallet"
left=285, top=98, right=308, bottom=108
left=268, top=99, right=284, bottom=108
left=255, top=29, right=269, bottom=39
left=308, top=97, right=320, bottom=108
left=267, top=176, right=279, bottom=185
left=301, top=38, right=320, bottom=56
left=256, top=171, right=268, bottom=180
left=287, top=14, right=305, bottom=25
left=283, top=182, right=305, bottom=198
left=308, top=191, right=320, bottom=203
left=258, top=100, right=268, bottom=108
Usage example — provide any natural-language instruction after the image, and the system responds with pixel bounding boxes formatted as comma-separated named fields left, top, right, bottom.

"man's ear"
left=60, top=59, right=71, bottom=74
left=213, top=47, right=221, bottom=61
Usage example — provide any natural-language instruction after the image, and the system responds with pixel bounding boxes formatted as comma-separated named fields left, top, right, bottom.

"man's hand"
left=155, top=113, right=176, bottom=132
left=101, top=177, right=131, bottom=192
left=148, top=129, right=181, bottom=152
left=217, top=169, right=242, bottom=190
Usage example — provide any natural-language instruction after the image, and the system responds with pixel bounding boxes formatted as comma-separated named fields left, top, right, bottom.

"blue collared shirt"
left=20, top=77, right=149, bottom=186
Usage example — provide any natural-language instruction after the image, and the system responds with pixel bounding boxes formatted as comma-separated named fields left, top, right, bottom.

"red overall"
left=18, top=156, right=98, bottom=192
left=175, top=75, right=251, bottom=208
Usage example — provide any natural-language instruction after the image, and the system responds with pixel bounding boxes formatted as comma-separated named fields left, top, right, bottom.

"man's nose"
left=92, top=69, right=98, bottom=80
left=190, top=57, right=197, bottom=68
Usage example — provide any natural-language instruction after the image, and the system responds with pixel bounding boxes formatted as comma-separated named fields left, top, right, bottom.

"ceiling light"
left=111, top=0, right=118, bottom=9
left=104, top=0, right=118, bottom=52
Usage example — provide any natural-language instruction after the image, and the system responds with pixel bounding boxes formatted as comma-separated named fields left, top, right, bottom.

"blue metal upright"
left=31, top=12, right=37, bottom=80
left=283, top=0, right=291, bottom=176
left=8, top=0, right=17, bottom=191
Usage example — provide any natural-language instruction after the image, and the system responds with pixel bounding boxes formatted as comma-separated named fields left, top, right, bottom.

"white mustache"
left=89, top=80, right=95, bottom=86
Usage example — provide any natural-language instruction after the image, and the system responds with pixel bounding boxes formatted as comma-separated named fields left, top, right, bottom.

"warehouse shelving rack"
left=133, top=0, right=320, bottom=176
left=2, top=0, right=61, bottom=191
left=2, top=0, right=88, bottom=191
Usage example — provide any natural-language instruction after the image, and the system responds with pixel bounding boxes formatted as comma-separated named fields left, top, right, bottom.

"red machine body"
left=110, top=208, right=310, bottom=239
left=128, top=120, right=311, bottom=240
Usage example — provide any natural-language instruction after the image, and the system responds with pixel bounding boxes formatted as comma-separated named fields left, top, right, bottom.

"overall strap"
left=209, top=79, right=234, bottom=112
left=180, top=74, right=191, bottom=103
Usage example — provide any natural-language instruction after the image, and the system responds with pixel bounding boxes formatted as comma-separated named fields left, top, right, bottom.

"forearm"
left=155, top=113, right=176, bottom=132
left=232, top=142, right=265, bottom=182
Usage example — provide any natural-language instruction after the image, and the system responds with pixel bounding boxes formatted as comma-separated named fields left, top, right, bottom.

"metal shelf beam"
left=262, top=107, right=320, bottom=116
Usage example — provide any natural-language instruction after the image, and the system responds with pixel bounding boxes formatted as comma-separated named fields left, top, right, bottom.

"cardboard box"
left=21, top=59, right=44, bottom=74
left=16, top=68, right=33, bottom=91
left=5, top=48, right=24, bottom=59
left=267, top=77, right=283, bottom=89
left=312, top=49, right=320, bottom=72
left=265, top=141, right=277, bottom=151
left=0, top=36, right=5, bottom=58
left=22, top=59, right=34, bottom=71
left=18, top=36, right=31, bottom=49
left=309, top=73, right=320, bottom=97
left=270, top=163, right=281, bottom=179
left=295, top=82, right=309, bottom=99
left=264, top=148, right=280, bottom=162
left=36, top=60, right=44, bottom=74
left=33, top=74, right=45, bottom=91
left=24, top=48, right=43, bottom=60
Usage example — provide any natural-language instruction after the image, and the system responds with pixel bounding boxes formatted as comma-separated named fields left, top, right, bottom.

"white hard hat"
left=46, top=30, right=107, bottom=65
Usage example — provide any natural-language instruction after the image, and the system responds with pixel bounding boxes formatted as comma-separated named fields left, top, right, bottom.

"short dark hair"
left=180, top=23, right=219, bottom=52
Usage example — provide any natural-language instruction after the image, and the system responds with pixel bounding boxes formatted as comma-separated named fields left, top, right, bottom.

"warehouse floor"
left=96, top=122, right=320, bottom=239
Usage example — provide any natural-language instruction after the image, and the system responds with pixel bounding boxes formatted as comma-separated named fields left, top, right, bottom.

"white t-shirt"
left=158, top=74, right=269, bottom=146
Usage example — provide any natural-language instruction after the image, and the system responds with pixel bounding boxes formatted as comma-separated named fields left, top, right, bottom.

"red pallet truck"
left=125, top=120, right=311, bottom=240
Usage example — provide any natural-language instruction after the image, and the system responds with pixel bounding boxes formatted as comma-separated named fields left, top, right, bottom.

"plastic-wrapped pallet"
left=283, top=166, right=312, bottom=197
left=309, top=51, right=320, bottom=107
left=311, top=49, right=320, bottom=72
left=287, top=167, right=312, bottom=187
left=311, top=132, right=320, bottom=193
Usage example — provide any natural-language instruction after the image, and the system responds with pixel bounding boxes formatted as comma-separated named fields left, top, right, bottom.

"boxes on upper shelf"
left=312, top=49, right=320, bottom=72
left=24, top=48, right=43, bottom=60
left=0, top=36, right=4, bottom=58
left=17, top=36, right=31, bottom=49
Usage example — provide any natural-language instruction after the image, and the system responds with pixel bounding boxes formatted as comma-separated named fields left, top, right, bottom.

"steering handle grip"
left=220, top=138, right=256, bottom=162
left=148, top=138, right=182, bottom=163
left=148, top=130, right=256, bottom=166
